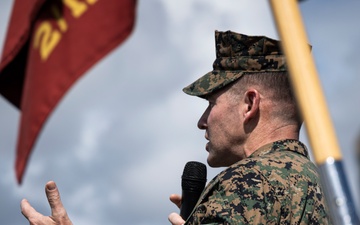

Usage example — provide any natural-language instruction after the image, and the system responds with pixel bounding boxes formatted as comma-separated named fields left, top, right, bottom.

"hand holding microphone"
left=180, top=161, right=207, bottom=220
left=169, top=161, right=207, bottom=225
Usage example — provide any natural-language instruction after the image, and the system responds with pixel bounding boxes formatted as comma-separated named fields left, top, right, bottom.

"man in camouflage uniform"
left=168, top=30, right=331, bottom=225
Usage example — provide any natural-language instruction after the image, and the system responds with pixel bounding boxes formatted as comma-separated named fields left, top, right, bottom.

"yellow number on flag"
left=63, top=0, right=88, bottom=18
left=33, top=22, right=61, bottom=61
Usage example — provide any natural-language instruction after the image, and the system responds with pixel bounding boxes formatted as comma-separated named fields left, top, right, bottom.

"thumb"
left=45, top=181, right=67, bottom=218
left=21, top=198, right=42, bottom=220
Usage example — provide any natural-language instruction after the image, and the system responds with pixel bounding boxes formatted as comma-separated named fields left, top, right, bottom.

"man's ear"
left=243, top=89, right=260, bottom=123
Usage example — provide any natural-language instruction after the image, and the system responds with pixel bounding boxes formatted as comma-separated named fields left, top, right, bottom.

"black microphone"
left=180, top=161, right=207, bottom=220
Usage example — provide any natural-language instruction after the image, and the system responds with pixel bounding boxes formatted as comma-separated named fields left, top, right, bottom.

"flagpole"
left=268, top=0, right=360, bottom=224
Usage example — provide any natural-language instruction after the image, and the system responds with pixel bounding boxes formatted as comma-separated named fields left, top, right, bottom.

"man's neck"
left=243, top=124, right=300, bottom=158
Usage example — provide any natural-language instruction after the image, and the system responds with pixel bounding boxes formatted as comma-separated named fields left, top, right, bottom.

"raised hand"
left=21, top=181, right=73, bottom=225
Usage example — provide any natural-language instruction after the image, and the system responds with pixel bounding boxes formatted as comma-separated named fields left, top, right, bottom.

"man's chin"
left=207, top=155, right=235, bottom=168
left=207, top=158, right=223, bottom=168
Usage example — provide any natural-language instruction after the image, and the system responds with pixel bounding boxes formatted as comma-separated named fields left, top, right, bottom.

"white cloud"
left=75, top=110, right=112, bottom=163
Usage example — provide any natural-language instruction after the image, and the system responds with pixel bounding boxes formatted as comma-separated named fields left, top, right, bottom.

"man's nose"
left=197, top=107, right=209, bottom=130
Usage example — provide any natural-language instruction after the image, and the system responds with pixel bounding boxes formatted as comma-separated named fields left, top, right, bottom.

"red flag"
left=0, top=0, right=137, bottom=184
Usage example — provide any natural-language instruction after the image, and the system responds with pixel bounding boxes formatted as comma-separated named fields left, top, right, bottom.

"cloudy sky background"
left=1, top=0, right=359, bottom=224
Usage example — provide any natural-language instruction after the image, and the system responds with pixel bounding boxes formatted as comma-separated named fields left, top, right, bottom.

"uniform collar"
left=249, top=139, right=309, bottom=159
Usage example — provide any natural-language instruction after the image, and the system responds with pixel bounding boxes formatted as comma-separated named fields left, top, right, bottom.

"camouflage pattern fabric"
left=185, top=139, right=331, bottom=225
left=183, top=30, right=288, bottom=98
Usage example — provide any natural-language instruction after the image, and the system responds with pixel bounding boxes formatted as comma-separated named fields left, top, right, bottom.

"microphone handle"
left=180, top=189, right=203, bottom=220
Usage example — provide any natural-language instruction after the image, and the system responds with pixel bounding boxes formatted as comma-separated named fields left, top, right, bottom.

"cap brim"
left=182, top=70, right=245, bottom=97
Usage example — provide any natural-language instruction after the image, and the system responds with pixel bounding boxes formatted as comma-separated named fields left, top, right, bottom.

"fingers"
left=45, top=181, right=65, bottom=216
left=45, top=181, right=72, bottom=224
left=169, top=194, right=182, bottom=208
left=168, top=212, right=185, bottom=225
left=21, top=181, right=72, bottom=225
left=169, top=195, right=184, bottom=224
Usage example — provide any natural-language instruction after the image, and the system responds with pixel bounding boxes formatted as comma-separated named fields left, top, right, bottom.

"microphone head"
left=181, top=161, right=207, bottom=191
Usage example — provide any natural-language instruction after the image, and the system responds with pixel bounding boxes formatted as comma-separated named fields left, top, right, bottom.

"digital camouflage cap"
left=183, top=30, right=287, bottom=97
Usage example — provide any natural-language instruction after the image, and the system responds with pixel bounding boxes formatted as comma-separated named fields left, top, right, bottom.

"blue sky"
left=0, top=1, right=359, bottom=224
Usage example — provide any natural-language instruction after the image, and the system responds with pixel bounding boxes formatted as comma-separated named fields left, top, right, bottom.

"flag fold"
left=0, top=0, right=137, bottom=183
